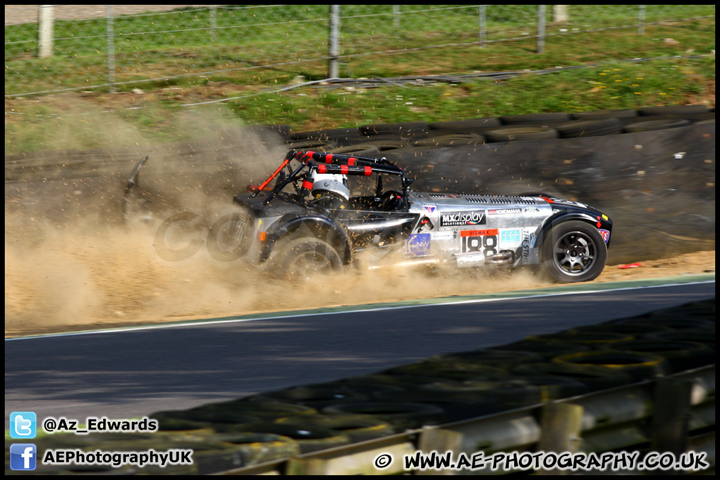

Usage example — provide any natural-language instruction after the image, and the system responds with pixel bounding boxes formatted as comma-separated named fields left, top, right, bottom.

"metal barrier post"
left=537, top=5, right=546, bottom=53
left=328, top=5, right=341, bottom=79
left=537, top=402, right=583, bottom=475
left=38, top=5, right=54, bottom=58
left=106, top=6, right=116, bottom=94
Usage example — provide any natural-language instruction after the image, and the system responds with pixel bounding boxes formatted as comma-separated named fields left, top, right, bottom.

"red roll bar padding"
left=256, top=158, right=290, bottom=192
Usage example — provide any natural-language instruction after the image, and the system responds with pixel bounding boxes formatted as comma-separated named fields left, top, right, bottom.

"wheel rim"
left=288, top=249, right=335, bottom=277
left=553, top=230, right=597, bottom=276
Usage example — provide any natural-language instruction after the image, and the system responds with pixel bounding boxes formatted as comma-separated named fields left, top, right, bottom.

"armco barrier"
left=13, top=298, right=714, bottom=475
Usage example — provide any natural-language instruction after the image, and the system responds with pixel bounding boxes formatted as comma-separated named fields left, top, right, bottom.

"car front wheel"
left=541, top=221, right=607, bottom=283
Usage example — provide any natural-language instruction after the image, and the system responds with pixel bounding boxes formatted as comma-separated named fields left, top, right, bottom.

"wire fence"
left=4, top=5, right=715, bottom=98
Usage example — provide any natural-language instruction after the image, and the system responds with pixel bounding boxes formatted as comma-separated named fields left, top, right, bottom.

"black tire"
left=499, top=112, right=570, bottom=125
left=602, top=339, right=714, bottom=373
left=571, top=109, right=638, bottom=120
left=359, top=121, right=428, bottom=136
left=541, top=221, right=607, bottom=283
left=638, top=105, right=708, bottom=116
left=484, top=126, right=559, bottom=143
left=555, top=118, right=621, bottom=138
left=322, top=401, right=448, bottom=430
left=552, top=350, right=669, bottom=381
left=275, top=414, right=396, bottom=443
left=271, top=235, right=343, bottom=281
left=381, top=360, right=506, bottom=381
left=568, top=323, right=673, bottom=338
left=428, top=117, right=501, bottom=132
left=285, top=139, right=336, bottom=150
left=622, top=118, right=691, bottom=133
left=290, top=127, right=362, bottom=142
left=432, top=349, right=543, bottom=368
left=524, top=331, right=633, bottom=347
left=331, top=144, right=380, bottom=156
left=412, top=134, right=486, bottom=147
left=511, top=362, right=635, bottom=392
left=229, top=423, right=350, bottom=454
left=248, top=385, right=370, bottom=409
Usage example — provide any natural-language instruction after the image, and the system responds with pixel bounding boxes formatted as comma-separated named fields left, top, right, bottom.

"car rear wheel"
left=273, top=235, right=342, bottom=281
left=541, top=221, right=607, bottom=283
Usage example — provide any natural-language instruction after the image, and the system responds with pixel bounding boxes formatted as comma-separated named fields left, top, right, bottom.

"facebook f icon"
left=10, top=444, right=37, bottom=471
left=10, top=411, right=37, bottom=439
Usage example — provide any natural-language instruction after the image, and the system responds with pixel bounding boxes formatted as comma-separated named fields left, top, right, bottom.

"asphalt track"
left=4, top=276, right=715, bottom=431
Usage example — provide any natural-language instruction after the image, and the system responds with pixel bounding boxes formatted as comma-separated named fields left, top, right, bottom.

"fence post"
left=328, top=5, right=341, bottom=79
left=537, top=5, right=546, bottom=53
left=38, top=5, right=54, bottom=58
left=106, top=5, right=116, bottom=94
left=537, top=403, right=583, bottom=475
left=638, top=5, right=646, bottom=35
left=479, top=5, right=486, bottom=48
left=210, top=6, right=217, bottom=42
left=393, top=5, right=400, bottom=30
left=553, top=5, right=569, bottom=23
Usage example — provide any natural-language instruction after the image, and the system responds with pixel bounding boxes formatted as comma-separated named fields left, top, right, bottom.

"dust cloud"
left=5, top=104, right=552, bottom=337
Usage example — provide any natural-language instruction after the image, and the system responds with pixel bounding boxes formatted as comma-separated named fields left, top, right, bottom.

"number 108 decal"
left=461, top=229, right=499, bottom=256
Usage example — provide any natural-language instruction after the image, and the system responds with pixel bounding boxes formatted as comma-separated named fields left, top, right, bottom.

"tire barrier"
left=428, top=117, right=502, bottom=132
left=359, top=121, right=429, bottom=137
left=601, top=339, right=714, bottom=374
left=571, top=109, right=638, bottom=120
left=222, top=423, right=352, bottom=454
left=648, top=330, right=716, bottom=349
left=275, top=414, right=396, bottom=443
left=552, top=350, right=670, bottom=382
left=484, top=126, right=559, bottom=142
left=511, top=361, right=637, bottom=392
left=412, top=134, right=486, bottom=147
left=490, top=339, right=594, bottom=360
left=289, top=127, right=362, bottom=143
left=622, top=118, right=691, bottom=133
left=610, top=316, right=714, bottom=331
left=499, top=112, right=571, bottom=125
left=322, top=401, right=449, bottom=431
left=638, top=105, right=709, bottom=116
left=567, top=323, right=673, bottom=338
left=380, top=360, right=507, bottom=381
left=245, top=385, right=371, bottom=409
left=554, top=118, right=622, bottom=138
left=522, top=331, right=635, bottom=347
left=427, top=349, right=544, bottom=369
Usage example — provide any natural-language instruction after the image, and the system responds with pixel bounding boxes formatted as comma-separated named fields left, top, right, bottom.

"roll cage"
left=249, top=150, right=414, bottom=208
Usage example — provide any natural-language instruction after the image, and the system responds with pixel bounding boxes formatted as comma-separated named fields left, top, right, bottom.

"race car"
left=219, top=150, right=612, bottom=283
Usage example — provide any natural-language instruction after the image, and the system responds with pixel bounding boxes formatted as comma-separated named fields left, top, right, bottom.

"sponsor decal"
left=407, top=233, right=431, bottom=256
left=460, top=229, right=499, bottom=237
left=424, top=206, right=436, bottom=214
left=500, top=229, right=521, bottom=244
left=430, top=231, right=453, bottom=241
left=488, top=208, right=522, bottom=215
left=521, top=230, right=535, bottom=264
left=440, top=211, right=486, bottom=227
left=551, top=198, right=587, bottom=208
left=523, top=206, right=540, bottom=213
left=461, top=230, right=499, bottom=255
left=598, top=229, right=610, bottom=243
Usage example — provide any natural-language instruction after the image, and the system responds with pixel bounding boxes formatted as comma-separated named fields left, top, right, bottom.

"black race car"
left=212, top=150, right=612, bottom=283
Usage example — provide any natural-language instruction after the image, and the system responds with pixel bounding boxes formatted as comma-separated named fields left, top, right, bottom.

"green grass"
left=4, top=6, right=715, bottom=155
